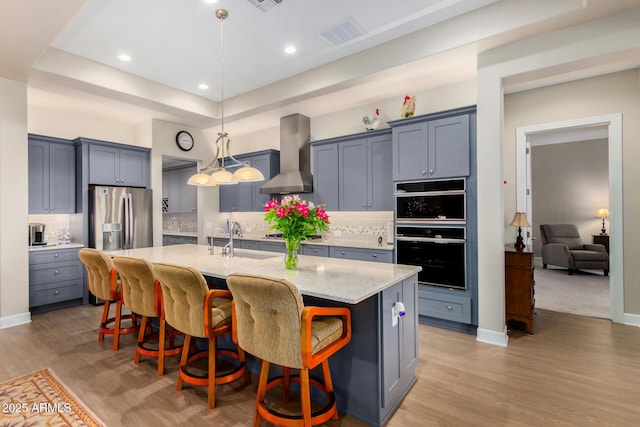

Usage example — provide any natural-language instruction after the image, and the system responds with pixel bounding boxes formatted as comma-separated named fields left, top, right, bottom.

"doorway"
left=515, top=114, right=623, bottom=323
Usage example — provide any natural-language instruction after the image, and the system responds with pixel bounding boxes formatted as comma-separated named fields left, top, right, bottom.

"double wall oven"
left=395, top=178, right=467, bottom=290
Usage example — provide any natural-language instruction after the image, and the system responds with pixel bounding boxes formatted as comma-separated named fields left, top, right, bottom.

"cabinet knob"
left=429, top=169, right=434, bottom=175
left=313, top=249, right=318, bottom=253
left=51, top=207, right=55, bottom=211
left=120, top=179, right=124, bottom=183
left=372, top=254, right=377, bottom=258
left=54, top=254, right=59, bottom=257
left=446, top=305, right=453, bottom=310
left=362, top=204, right=366, bottom=207
left=54, top=290, right=59, bottom=295
left=54, top=270, right=59, bottom=275
left=422, top=170, right=426, bottom=175
left=341, top=251, right=345, bottom=255
left=44, top=207, right=49, bottom=211
left=116, top=178, right=120, bottom=182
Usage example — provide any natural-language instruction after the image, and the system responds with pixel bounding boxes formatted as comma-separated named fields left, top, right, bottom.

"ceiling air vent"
left=245, top=0, right=284, bottom=12
left=320, top=17, right=366, bottom=46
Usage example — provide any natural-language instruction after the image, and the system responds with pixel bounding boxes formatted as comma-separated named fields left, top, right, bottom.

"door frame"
left=515, top=114, right=623, bottom=323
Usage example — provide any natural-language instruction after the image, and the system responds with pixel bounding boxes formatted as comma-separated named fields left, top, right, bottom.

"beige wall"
left=503, top=70, right=640, bottom=313
left=529, top=139, right=609, bottom=256
left=0, top=77, right=30, bottom=327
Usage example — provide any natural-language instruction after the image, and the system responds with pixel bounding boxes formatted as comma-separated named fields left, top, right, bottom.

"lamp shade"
left=597, top=208, right=609, bottom=218
left=187, top=172, right=213, bottom=186
left=232, top=164, right=265, bottom=182
left=208, top=168, right=234, bottom=185
left=509, top=212, right=531, bottom=228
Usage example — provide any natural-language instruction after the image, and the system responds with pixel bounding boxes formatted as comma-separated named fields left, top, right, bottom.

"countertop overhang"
left=107, top=244, right=419, bottom=305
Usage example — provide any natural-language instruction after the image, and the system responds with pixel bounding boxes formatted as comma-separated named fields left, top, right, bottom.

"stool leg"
left=99, top=300, right=110, bottom=342
left=158, top=318, right=166, bottom=376
left=283, top=367, right=291, bottom=403
left=238, top=347, right=250, bottom=386
left=177, top=335, right=192, bottom=391
left=321, top=360, right=338, bottom=420
left=254, top=360, right=270, bottom=427
left=113, top=300, right=123, bottom=350
left=300, top=368, right=312, bottom=427
left=208, top=336, right=217, bottom=409
left=134, top=316, right=148, bottom=365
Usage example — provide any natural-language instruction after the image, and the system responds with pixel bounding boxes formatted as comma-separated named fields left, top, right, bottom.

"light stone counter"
left=222, top=235, right=394, bottom=251
left=28, top=243, right=84, bottom=252
left=162, top=230, right=198, bottom=237
left=107, top=244, right=417, bottom=304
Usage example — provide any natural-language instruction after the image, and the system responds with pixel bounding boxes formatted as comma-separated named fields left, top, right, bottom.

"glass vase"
left=284, top=237, right=300, bottom=270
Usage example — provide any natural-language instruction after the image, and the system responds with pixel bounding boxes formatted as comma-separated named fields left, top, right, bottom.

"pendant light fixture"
left=187, top=8, right=265, bottom=186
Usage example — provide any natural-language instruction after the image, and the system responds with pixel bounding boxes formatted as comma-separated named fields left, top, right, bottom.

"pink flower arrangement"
left=263, top=195, right=330, bottom=240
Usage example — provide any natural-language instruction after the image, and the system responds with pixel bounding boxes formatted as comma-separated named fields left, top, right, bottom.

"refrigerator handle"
left=127, top=193, right=134, bottom=248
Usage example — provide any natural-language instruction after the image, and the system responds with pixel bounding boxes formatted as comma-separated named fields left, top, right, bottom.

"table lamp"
left=510, top=212, right=530, bottom=251
left=597, top=208, right=609, bottom=235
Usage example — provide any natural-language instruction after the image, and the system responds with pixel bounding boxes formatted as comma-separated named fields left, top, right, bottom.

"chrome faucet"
left=222, top=221, right=242, bottom=257
left=169, top=217, right=181, bottom=232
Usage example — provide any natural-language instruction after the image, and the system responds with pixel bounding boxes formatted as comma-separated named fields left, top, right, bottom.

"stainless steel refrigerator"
left=89, top=186, right=153, bottom=251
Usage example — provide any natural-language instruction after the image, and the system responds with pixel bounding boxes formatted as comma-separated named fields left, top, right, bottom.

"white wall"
left=0, top=77, right=30, bottom=328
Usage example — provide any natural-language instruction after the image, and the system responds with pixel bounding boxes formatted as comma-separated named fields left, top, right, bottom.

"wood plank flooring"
left=1, top=305, right=639, bottom=426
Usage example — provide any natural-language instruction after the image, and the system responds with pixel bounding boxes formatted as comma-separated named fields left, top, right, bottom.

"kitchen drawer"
left=30, top=261, right=83, bottom=286
left=260, top=241, right=285, bottom=253
left=208, top=236, right=229, bottom=247
left=300, top=245, right=329, bottom=257
left=29, top=279, right=83, bottom=307
left=329, top=246, right=392, bottom=263
left=29, top=248, right=80, bottom=265
left=241, top=240, right=261, bottom=250
left=418, top=288, right=471, bottom=324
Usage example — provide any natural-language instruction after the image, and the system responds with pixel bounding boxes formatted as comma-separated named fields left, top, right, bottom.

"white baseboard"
left=476, top=326, right=508, bottom=347
left=624, top=312, right=640, bottom=327
left=0, top=312, right=31, bottom=329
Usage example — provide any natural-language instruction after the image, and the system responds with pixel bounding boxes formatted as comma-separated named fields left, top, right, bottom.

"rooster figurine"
left=400, top=96, right=416, bottom=118
left=362, top=108, right=380, bottom=131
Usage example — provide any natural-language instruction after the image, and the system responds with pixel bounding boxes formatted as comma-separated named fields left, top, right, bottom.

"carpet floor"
left=533, top=258, right=610, bottom=319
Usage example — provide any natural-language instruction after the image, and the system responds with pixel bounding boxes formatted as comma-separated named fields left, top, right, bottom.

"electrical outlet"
left=206, top=222, right=213, bottom=229
left=333, top=230, right=342, bottom=237
left=245, top=227, right=252, bottom=232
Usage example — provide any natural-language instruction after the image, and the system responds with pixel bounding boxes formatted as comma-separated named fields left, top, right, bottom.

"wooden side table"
left=592, top=234, right=609, bottom=254
left=505, top=246, right=534, bottom=334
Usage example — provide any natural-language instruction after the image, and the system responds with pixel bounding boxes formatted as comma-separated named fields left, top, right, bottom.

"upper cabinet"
left=28, top=134, right=76, bottom=214
left=390, top=108, right=471, bottom=181
left=219, top=150, right=280, bottom=212
left=87, top=142, right=150, bottom=187
left=163, top=165, right=197, bottom=213
left=312, top=128, right=392, bottom=211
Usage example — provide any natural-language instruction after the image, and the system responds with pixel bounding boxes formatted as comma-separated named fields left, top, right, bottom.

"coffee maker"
left=29, top=223, right=46, bottom=246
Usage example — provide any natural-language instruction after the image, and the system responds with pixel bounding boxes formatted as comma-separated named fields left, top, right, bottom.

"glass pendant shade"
left=208, top=168, right=234, bottom=185
left=232, top=164, right=265, bottom=182
left=187, top=172, right=213, bottom=186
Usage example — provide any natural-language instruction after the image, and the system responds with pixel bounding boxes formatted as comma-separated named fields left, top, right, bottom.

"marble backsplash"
left=162, top=212, right=197, bottom=232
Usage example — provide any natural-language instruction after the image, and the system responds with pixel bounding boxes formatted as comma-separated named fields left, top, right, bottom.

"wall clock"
left=175, top=130, right=194, bottom=151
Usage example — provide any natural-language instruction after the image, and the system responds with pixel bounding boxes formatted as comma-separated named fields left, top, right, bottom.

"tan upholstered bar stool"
left=113, top=256, right=183, bottom=376
left=154, top=262, right=248, bottom=409
left=226, top=273, right=352, bottom=427
left=78, top=248, right=138, bottom=350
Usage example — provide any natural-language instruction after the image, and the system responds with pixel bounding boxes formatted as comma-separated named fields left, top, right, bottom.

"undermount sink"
left=228, top=251, right=279, bottom=260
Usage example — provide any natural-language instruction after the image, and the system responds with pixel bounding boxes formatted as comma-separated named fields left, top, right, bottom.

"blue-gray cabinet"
left=312, top=128, right=392, bottom=211
left=219, top=150, right=280, bottom=212
left=162, top=235, right=198, bottom=246
left=329, top=246, right=393, bottom=263
left=29, top=247, right=83, bottom=312
left=163, top=165, right=197, bottom=213
left=299, top=244, right=329, bottom=257
left=390, top=110, right=470, bottom=181
left=28, top=134, right=75, bottom=214
left=88, top=143, right=149, bottom=187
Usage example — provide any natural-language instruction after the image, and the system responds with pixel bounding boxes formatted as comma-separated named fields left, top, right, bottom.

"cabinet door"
left=251, top=154, right=272, bottom=211
left=166, top=169, right=181, bottom=213
left=367, top=134, right=393, bottom=211
left=312, top=143, right=339, bottom=210
left=427, top=114, right=470, bottom=178
left=392, top=122, right=428, bottom=181
left=162, top=171, right=169, bottom=199
left=28, top=140, right=50, bottom=214
left=339, top=138, right=368, bottom=211
left=89, top=145, right=119, bottom=185
left=119, top=149, right=148, bottom=187
left=49, top=143, right=75, bottom=214
left=178, top=166, right=197, bottom=212
left=219, top=184, right=239, bottom=212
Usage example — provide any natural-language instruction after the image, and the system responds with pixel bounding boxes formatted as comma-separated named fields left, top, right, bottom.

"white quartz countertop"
left=29, top=243, right=84, bottom=252
left=213, top=235, right=394, bottom=251
left=107, top=244, right=419, bottom=304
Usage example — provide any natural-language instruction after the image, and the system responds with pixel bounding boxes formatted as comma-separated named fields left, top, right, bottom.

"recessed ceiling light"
left=203, top=0, right=218, bottom=4
left=284, top=45, right=297, bottom=54
left=118, top=54, right=131, bottom=62
left=198, top=83, right=209, bottom=90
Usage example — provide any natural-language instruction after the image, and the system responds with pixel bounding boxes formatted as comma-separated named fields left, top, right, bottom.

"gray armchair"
left=540, top=224, right=609, bottom=276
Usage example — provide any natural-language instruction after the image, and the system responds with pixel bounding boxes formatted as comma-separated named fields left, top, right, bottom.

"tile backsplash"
left=162, top=212, right=197, bottom=232
left=28, top=214, right=74, bottom=244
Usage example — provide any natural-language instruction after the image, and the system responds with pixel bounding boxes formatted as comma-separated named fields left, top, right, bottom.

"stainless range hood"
left=260, top=113, right=313, bottom=195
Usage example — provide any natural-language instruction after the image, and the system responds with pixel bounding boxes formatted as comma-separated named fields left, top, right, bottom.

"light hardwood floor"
left=1, top=305, right=639, bottom=426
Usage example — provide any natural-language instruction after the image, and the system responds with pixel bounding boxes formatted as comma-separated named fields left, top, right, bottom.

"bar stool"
left=113, top=256, right=183, bottom=376
left=78, top=248, right=138, bottom=350
left=226, top=273, right=352, bottom=427
left=154, top=262, right=248, bottom=409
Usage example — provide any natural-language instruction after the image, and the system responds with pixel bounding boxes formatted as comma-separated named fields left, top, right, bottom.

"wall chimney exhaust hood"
left=260, top=113, right=313, bottom=195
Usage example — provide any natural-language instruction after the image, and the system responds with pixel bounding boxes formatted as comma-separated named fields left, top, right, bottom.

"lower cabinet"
left=260, top=241, right=285, bottom=253
left=29, top=247, right=83, bottom=312
left=417, top=287, right=472, bottom=324
left=300, top=245, right=329, bottom=257
left=162, top=235, right=198, bottom=246
left=329, top=246, right=393, bottom=263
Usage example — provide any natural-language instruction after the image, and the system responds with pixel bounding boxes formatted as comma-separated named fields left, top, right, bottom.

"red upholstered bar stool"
left=113, top=256, right=183, bottom=376
left=154, top=262, right=248, bottom=409
left=226, top=273, right=352, bottom=427
left=78, top=248, right=138, bottom=350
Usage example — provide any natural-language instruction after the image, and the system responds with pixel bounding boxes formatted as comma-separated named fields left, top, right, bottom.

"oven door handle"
left=394, top=190, right=466, bottom=197
left=395, top=236, right=465, bottom=244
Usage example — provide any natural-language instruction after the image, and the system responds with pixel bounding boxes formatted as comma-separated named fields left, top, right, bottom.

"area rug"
left=0, top=368, right=104, bottom=427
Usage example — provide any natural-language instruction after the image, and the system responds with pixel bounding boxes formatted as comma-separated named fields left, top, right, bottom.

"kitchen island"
left=107, top=244, right=421, bottom=426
